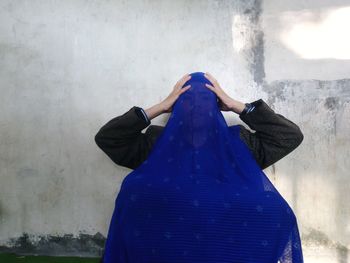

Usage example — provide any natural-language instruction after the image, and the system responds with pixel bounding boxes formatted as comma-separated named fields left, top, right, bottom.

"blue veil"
left=102, top=72, right=304, bottom=263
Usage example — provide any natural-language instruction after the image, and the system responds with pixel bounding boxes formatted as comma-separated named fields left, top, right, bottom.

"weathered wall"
left=0, top=0, right=348, bottom=261
left=262, top=1, right=350, bottom=262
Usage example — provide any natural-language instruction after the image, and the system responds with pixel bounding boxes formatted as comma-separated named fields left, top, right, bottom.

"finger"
left=205, top=72, right=216, bottom=80
left=177, top=75, right=191, bottom=89
left=182, top=73, right=191, bottom=79
left=204, top=72, right=216, bottom=82
left=180, top=85, right=191, bottom=93
left=176, top=74, right=191, bottom=85
left=205, top=83, right=216, bottom=93
left=204, top=72, right=218, bottom=87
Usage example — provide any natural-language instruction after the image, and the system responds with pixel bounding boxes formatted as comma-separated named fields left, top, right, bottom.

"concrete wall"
left=0, top=0, right=348, bottom=261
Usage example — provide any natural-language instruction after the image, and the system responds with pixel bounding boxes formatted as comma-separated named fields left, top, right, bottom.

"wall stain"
left=324, top=97, right=340, bottom=111
left=303, top=227, right=348, bottom=263
left=0, top=232, right=106, bottom=257
left=236, top=0, right=265, bottom=85
left=262, top=79, right=350, bottom=107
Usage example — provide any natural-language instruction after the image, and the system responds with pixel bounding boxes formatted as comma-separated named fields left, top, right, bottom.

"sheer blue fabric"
left=102, top=72, right=304, bottom=263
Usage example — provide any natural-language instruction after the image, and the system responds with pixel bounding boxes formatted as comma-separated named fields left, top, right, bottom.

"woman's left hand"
left=204, top=72, right=244, bottom=113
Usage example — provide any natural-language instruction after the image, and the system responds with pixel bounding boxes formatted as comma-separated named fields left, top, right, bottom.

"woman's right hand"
left=144, top=74, right=191, bottom=120
left=160, top=74, right=192, bottom=113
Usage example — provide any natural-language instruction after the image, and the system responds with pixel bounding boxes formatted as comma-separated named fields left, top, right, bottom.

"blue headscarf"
left=102, top=72, right=304, bottom=263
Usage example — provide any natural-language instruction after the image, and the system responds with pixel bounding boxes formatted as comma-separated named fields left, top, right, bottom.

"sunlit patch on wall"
left=232, top=15, right=246, bottom=53
left=280, top=6, right=350, bottom=59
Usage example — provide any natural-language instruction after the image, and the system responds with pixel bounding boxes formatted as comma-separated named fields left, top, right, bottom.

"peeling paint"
left=303, top=227, right=348, bottom=252
left=302, top=227, right=349, bottom=262
left=0, top=232, right=105, bottom=257
left=263, top=79, right=350, bottom=107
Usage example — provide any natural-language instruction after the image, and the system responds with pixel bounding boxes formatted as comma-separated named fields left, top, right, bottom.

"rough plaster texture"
left=261, top=1, right=350, bottom=262
left=0, top=0, right=349, bottom=261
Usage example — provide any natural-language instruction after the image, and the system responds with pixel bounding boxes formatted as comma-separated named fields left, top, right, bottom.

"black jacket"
left=95, top=99, right=303, bottom=170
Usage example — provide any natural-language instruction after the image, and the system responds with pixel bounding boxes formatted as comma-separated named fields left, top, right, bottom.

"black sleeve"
left=237, top=99, right=304, bottom=169
left=94, top=106, right=153, bottom=170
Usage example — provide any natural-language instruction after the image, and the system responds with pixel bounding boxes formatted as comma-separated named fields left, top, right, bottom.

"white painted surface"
left=0, top=0, right=349, bottom=261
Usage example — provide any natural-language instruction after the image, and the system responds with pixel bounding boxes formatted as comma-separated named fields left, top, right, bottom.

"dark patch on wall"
left=262, top=81, right=288, bottom=106
left=303, top=227, right=349, bottom=263
left=240, top=0, right=265, bottom=85
left=263, top=79, right=350, bottom=107
left=251, top=29, right=265, bottom=85
left=0, top=232, right=106, bottom=257
left=304, top=227, right=333, bottom=246
left=324, top=97, right=340, bottom=111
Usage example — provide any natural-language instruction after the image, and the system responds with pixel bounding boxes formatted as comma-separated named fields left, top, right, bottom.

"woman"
left=95, top=72, right=304, bottom=262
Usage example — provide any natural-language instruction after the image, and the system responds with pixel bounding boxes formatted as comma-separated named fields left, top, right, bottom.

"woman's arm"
left=95, top=98, right=303, bottom=170
left=203, top=72, right=303, bottom=169
left=94, top=106, right=156, bottom=169
left=235, top=99, right=304, bottom=169
left=95, top=74, right=191, bottom=169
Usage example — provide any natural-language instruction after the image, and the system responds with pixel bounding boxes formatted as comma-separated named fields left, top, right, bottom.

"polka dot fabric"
left=102, top=72, right=304, bottom=263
